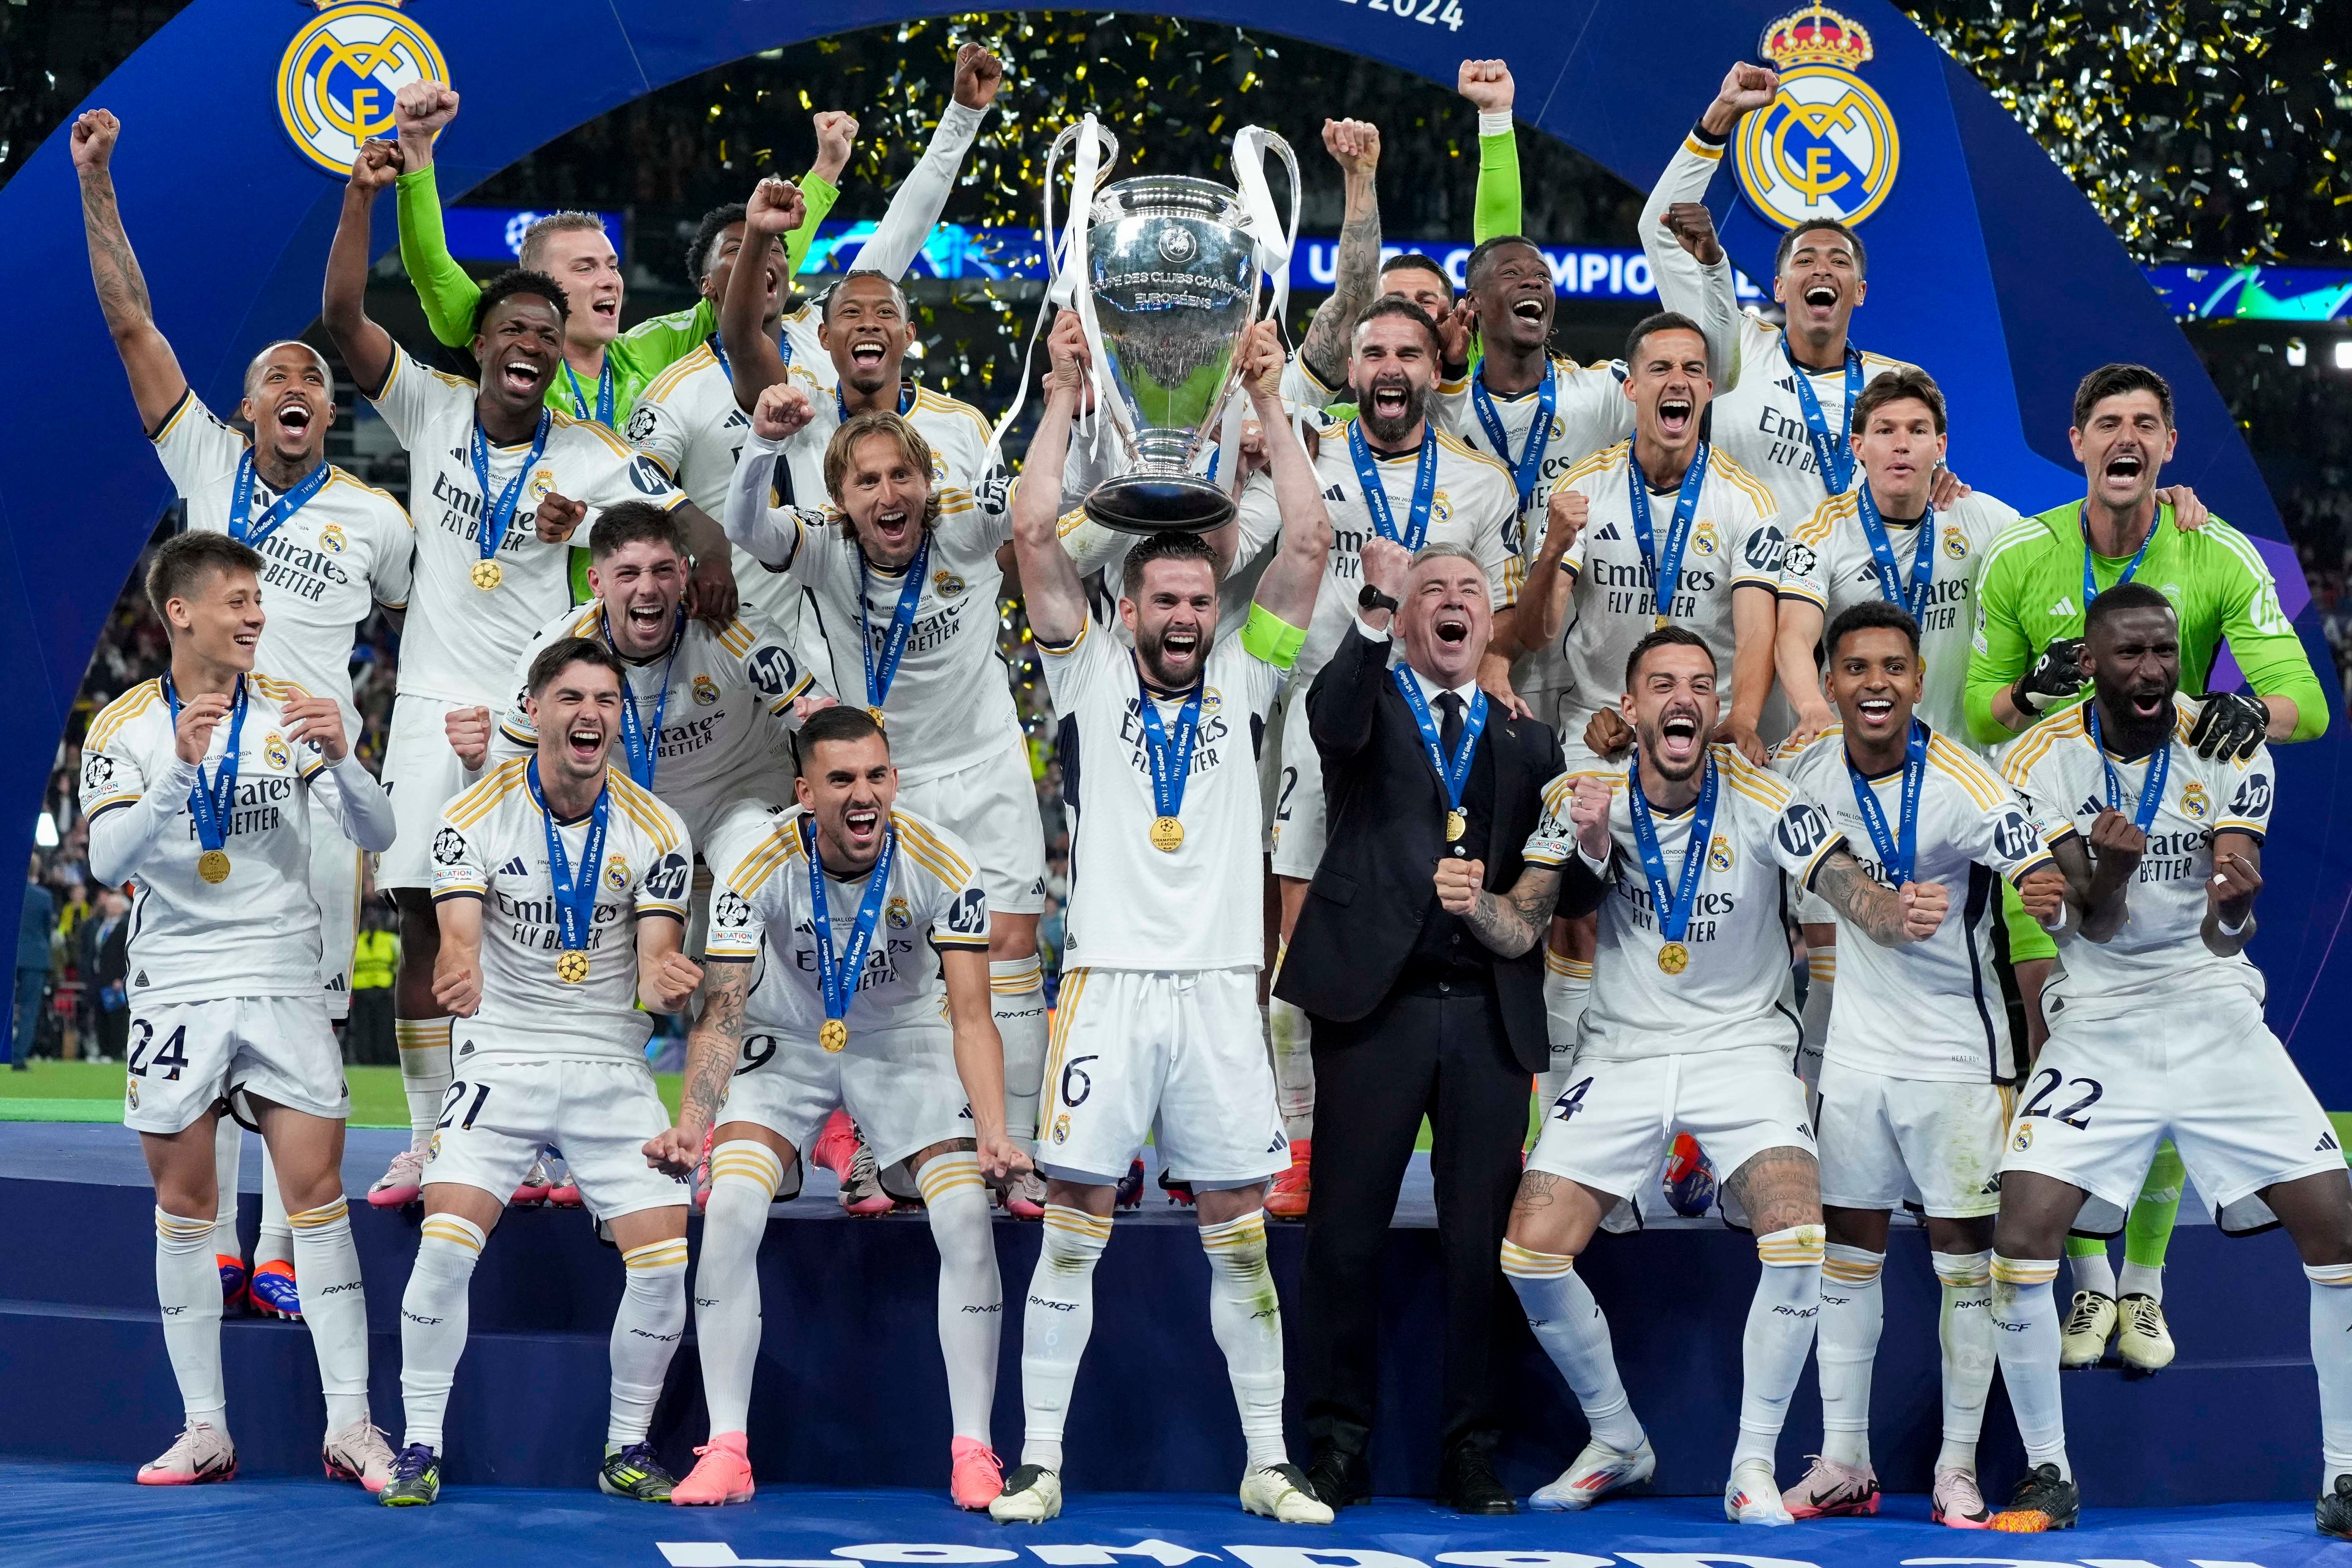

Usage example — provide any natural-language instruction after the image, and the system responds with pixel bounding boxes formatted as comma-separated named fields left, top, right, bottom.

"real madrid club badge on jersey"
left=277, top=3, right=448, bottom=177
left=1736, top=5, right=1900, bottom=230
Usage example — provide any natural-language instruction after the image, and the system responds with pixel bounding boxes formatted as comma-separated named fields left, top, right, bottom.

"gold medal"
left=471, top=559, right=503, bottom=591
left=556, top=949, right=589, bottom=984
left=1445, top=809, right=1467, bottom=843
left=820, top=1017, right=850, bottom=1053
left=197, top=849, right=231, bottom=884
left=1653, top=612, right=1671, bottom=630
left=1149, top=815, right=1185, bottom=853
left=1657, top=940, right=1690, bottom=975
left=866, top=706, right=886, bottom=727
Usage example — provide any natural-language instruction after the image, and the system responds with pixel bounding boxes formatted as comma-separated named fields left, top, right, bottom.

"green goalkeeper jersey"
left=1964, top=498, right=2326, bottom=746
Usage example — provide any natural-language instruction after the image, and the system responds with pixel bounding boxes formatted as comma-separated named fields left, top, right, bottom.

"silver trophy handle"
left=1042, top=119, right=1121, bottom=291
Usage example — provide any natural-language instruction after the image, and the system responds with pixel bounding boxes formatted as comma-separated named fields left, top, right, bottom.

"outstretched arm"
left=1295, top=119, right=1382, bottom=393
left=390, top=82, right=482, bottom=351
left=1009, top=312, right=1095, bottom=648
left=719, top=177, right=807, bottom=412
left=1459, top=60, right=1523, bottom=242
left=1243, top=323, right=1335, bottom=629
left=322, top=140, right=400, bottom=395
left=71, top=112, right=185, bottom=432
left=846, top=44, right=1001, bottom=280
left=1639, top=62, right=1775, bottom=386
left=941, top=945, right=1030, bottom=1180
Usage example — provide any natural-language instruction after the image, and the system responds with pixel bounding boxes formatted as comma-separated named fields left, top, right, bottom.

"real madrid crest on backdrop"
left=1736, top=4, right=1900, bottom=230
left=277, top=1, right=449, bottom=176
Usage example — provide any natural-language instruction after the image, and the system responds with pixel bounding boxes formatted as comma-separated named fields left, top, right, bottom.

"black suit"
left=1275, top=620, right=1565, bottom=1466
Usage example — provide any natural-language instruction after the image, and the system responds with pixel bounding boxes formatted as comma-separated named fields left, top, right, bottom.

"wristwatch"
left=1358, top=583, right=1399, bottom=615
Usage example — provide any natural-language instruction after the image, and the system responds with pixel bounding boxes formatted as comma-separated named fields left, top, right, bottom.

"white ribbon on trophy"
left=1216, top=124, right=1301, bottom=497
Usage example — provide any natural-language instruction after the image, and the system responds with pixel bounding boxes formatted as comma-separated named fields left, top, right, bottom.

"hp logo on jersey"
left=1735, top=5, right=1901, bottom=230
left=277, top=3, right=449, bottom=177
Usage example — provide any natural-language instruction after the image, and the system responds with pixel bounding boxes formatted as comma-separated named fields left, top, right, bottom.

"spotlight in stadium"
left=2286, top=339, right=2307, bottom=368
left=2336, top=340, right=2352, bottom=372
left=33, top=812, right=56, bottom=849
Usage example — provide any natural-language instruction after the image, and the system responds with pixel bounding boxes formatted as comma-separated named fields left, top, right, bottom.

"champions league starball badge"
left=1736, top=5, right=1901, bottom=230
left=277, top=3, right=449, bottom=177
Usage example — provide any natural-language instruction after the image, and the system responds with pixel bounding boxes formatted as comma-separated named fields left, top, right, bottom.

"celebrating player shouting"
left=81, top=533, right=398, bottom=1489
left=648, top=706, right=1027, bottom=1509
left=987, top=312, right=1333, bottom=1526
left=383, top=639, right=701, bottom=1506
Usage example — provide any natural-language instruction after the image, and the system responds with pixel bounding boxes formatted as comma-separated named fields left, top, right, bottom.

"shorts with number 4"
left=122, top=995, right=348, bottom=1135
left=1816, top=1058, right=2009, bottom=1219
left=720, top=1019, right=973, bottom=1169
left=1039, top=966, right=1287, bottom=1189
left=423, top=1047, right=690, bottom=1221
left=1528, top=1044, right=1816, bottom=1217
left=2002, top=988, right=2338, bottom=1236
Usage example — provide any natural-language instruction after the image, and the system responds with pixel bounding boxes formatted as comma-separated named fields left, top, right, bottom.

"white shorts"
left=688, top=795, right=793, bottom=955
left=1816, top=1058, right=2010, bottom=1218
left=2002, top=988, right=2339, bottom=1236
left=122, top=995, right=346, bottom=1135
left=896, top=740, right=1046, bottom=917
left=719, top=1018, right=972, bottom=1169
left=423, top=1048, right=690, bottom=1221
left=1040, top=966, right=1286, bottom=1189
left=1270, top=683, right=1326, bottom=880
left=376, top=693, right=483, bottom=891
left=1527, top=1044, right=1816, bottom=1214
left=308, top=791, right=362, bottom=1020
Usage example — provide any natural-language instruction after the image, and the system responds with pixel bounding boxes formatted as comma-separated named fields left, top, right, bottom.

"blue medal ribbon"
left=563, top=361, right=615, bottom=425
left=1392, top=668, right=1486, bottom=834
left=1346, top=420, right=1440, bottom=550
left=526, top=757, right=611, bottom=961
left=1470, top=365, right=1557, bottom=516
left=859, top=532, right=932, bottom=718
left=1136, top=661, right=1205, bottom=830
left=1627, top=748, right=1720, bottom=950
left=837, top=383, right=916, bottom=422
left=2086, top=701, right=2171, bottom=834
left=801, top=812, right=898, bottom=1032
left=603, top=611, right=681, bottom=790
left=1855, top=486, right=1937, bottom=620
left=228, top=452, right=331, bottom=551
left=709, top=334, right=731, bottom=386
left=1845, top=718, right=1928, bottom=886
left=1624, top=442, right=1711, bottom=622
left=2080, top=503, right=2154, bottom=612
left=1782, top=338, right=1864, bottom=495
left=161, top=674, right=248, bottom=859
left=469, top=411, right=553, bottom=572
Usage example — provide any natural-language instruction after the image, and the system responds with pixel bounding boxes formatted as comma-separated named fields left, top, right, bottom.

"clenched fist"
left=532, top=491, right=587, bottom=544
left=753, top=382, right=816, bottom=441
left=1898, top=878, right=1949, bottom=942
left=1435, top=856, right=1486, bottom=914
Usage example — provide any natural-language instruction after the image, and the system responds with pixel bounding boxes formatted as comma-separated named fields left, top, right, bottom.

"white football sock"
left=1990, top=1253, right=2069, bottom=1478
left=1796, top=949, right=1833, bottom=1092
left=1268, top=993, right=1316, bottom=1143
left=2068, top=1245, right=2115, bottom=1299
left=396, top=1017, right=453, bottom=1153
left=1932, top=1248, right=1995, bottom=1475
left=210, top=1120, right=242, bottom=1259
left=2118, top=1260, right=2164, bottom=1303
left=1019, top=1204, right=1110, bottom=1471
left=610, top=1237, right=689, bottom=1446
left=2310, top=1263, right=2352, bottom=1486
left=992, top=957, right=1049, bottom=1145
left=399, top=1213, right=484, bottom=1454
left=695, top=1140, right=782, bottom=1438
left=155, top=1207, right=226, bottom=1428
left=286, top=1196, right=369, bottom=1430
left=1733, top=1224, right=1825, bottom=1472
left=1816, top=1242, right=1883, bottom=1468
left=1501, top=1241, right=1645, bottom=1452
left=255, top=1141, right=293, bottom=1270
left=919, top=1152, right=1002, bottom=1443
left=1201, top=1210, right=1287, bottom=1468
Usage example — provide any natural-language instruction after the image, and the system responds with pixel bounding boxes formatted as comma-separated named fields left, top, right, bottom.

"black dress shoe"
left=1304, top=1446, right=1371, bottom=1510
left=1436, top=1445, right=1517, bottom=1515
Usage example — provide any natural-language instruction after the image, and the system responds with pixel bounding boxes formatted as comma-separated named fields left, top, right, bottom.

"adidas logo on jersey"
left=2050, top=596, right=2078, bottom=617
left=1322, top=484, right=1345, bottom=502
left=2079, top=796, right=2106, bottom=818
left=2321, top=1130, right=2341, bottom=1153
left=500, top=857, right=528, bottom=876
left=1593, top=522, right=1621, bottom=541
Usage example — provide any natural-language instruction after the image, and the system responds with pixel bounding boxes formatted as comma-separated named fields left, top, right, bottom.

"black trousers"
left=347, top=987, right=397, bottom=1067
left=1299, top=980, right=1530, bottom=1459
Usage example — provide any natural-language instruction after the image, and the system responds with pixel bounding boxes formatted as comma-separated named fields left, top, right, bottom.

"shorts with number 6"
left=1527, top=1044, right=1816, bottom=1218
left=423, top=1047, right=690, bottom=1221
left=1037, top=966, right=1287, bottom=1189
left=121, top=995, right=348, bottom=1135
left=1816, top=1059, right=2009, bottom=1219
left=719, top=1019, right=973, bottom=1170
left=2001, top=987, right=2338, bottom=1236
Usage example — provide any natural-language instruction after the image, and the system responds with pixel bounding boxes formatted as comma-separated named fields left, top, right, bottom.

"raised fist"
left=1359, top=536, right=1413, bottom=605
left=347, top=138, right=401, bottom=196
left=396, top=81, right=460, bottom=137
left=532, top=491, right=587, bottom=544
left=811, top=111, right=859, bottom=183
left=1457, top=59, right=1514, bottom=114
left=1320, top=118, right=1381, bottom=176
left=745, top=176, right=805, bottom=238
left=70, top=110, right=119, bottom=174
left=953, top=43, right=1006, bottom=111
left=753, top=382, right=816, bottom=442
left=1570, top=772, right=1614, bottom=863
left=1660, top=201, right=1723, bottom=266
left=1716, top=61, right=1780, bottom=116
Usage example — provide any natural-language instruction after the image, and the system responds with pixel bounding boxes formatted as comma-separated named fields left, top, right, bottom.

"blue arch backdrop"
left=0, top=0, right=2342, bottom=1087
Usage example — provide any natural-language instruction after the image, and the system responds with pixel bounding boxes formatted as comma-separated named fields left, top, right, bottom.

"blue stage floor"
left=1, top=1459, right=2342, bottom=1568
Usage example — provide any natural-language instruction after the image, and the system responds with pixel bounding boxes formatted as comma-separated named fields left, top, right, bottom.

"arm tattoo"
left=79, top=172, right=153, bottom=331
left=1462, top=865, right=1561, bottom=957
left=1811, top=849, right=1908, bottom=947
left=678, top=965, right=748, bottom=1130
left=1298, top=199, right=1381, bottom=388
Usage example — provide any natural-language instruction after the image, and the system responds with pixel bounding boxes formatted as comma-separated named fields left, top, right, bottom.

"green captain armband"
left=1241, top=603, right=1307, bottom=669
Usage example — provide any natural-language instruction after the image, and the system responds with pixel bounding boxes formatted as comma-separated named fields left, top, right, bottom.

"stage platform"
left=0, top=1123, right=2328, bottom=1508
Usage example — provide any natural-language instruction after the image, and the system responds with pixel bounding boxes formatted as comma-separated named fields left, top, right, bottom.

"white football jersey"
left=1230, top=420, right=1519, bottom=687
left=152, top=393, right=413, bottom=726
left=1434, top=356, right=1636, bottom=553
left=492, top=605, right=814, bottom=844
left=1041, top=619, right=1287, bottom=972
left=1549, top=440, right=1786, bottom=738
left=770, top=382, right=1010, bottom=523
left=429, top=758, right=693, bottom=1062
left=369, top=344, right=691, bottom=707
left=2001, top=695, right=2274, bottom=1020
left=1524, top=745, right=1842, bottom=1059
left=1779, top=724, right=2056, bottom=1082
left=706, top=804, right=990, bottom=1037
left=80, top=674, right=350, bottom=1006
left=1780, top=490, right=2018, bottom=740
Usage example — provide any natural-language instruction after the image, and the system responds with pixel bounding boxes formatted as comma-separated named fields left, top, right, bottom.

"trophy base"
left=1084, top=472, right=1235, bottom=535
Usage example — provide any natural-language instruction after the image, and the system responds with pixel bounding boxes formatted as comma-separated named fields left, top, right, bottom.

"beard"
left=2103, top=677, right=2180, bottom=752
left=1136, top=618, right=1213, bottom=691
left=1353, top=374, right=1430, bottom=447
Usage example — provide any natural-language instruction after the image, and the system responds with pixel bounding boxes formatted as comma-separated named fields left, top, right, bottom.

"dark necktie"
left=1436, top=691, right=1464, bottom=759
